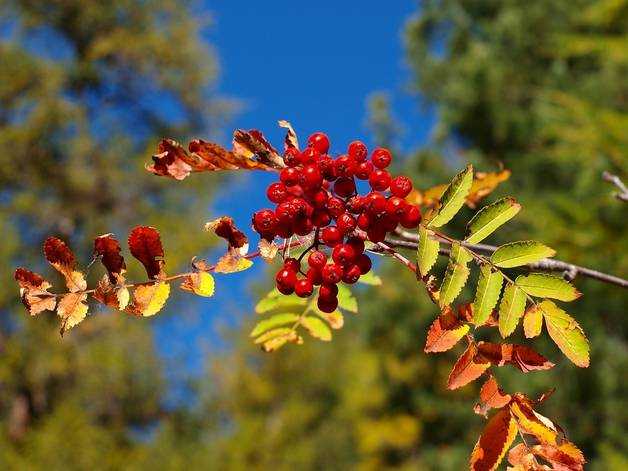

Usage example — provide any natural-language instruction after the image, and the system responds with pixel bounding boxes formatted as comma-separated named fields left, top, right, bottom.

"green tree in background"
left=0, top=0, right=225, bottom=468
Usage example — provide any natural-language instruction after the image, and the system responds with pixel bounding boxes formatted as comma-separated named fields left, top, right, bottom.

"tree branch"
left=390, top=230, right=628, bottom=289
left=602, top=171, right=628, bottom=202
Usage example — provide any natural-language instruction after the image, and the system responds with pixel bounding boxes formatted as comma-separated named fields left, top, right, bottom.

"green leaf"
left=250, top=313, right=299, bottom=337
left=255, top=289, right=307, bottom=314
left=428, top=164, right=474, bottom=228
left=539, top=300, right=589, bottom=367
left=439, top=243, right=472, bottom=308
left=337, top=284, right=358, bottom=313
left=491, top=241, right=556, bottom=268
left=473, top=264, right=503, bottom=326
left=465, top=197, right=521, bottom=244
left=417, top=226, right=440, bottom=277
left=515, top=273, right=581, bottom=301
left=357, top=271, right=382, bottom=286
left=498, top=283, right=526, bottom=337
left=523, top=305, right=543, bottom=338
left=253, top=327, right=294, bottom=344
left=314, top=309, right=344, bottom=329
left=301, top=316, right=332, bottom=341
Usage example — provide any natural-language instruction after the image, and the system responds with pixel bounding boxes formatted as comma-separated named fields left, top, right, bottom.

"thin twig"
left=390, top=230, right=628, bottom=289
left=602, top=171, right=628, bottom=202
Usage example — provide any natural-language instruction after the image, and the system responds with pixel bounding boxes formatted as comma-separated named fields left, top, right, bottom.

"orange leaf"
left=94, top=234, right=126, bottom=283
left=128, top=226, right=165, bottom=279
left=14, top=268, right=57, bottom=315
left=509, top=395, right=561, bottom=446
left=477, top=342, right=554, bottom=372
left=43, top=237, right=86, bottom=291
left=507, top=443, right=537, bottom=470
left=466, top=169, right=511, bottom=208
left=531, top=442, right=585, bottom=471
left=447, top=343, right=491, bottom=390
left=57, top=292, right=88, bottom=335
left=93, top=276, right=130, bottom=310
left=424, top=307, right=470, bottom=353
left=469, top=408, right=518, bottom=471
left=474, top=376, right=512, bottom=417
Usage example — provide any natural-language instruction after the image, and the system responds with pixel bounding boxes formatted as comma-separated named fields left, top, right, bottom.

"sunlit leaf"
left=523, top=305, right=543, bottom=338
left=417, top=226, right=440, bottom=277
left=473, top=376, right=511, bottom=416
left=14, top=268, right=57, bottom=315
left=357, top=271, right=383, bottom=286
left=205, top=217, right=249, bottom=256
left=473, top=264, right=503, bottom=326
left=128, top=226, right=165, bottom=279
left=516, top=273, right=581, bottom=301
left=128, top=282, right=171, bottom=317
left=337, top=284, right=358, bottom=313
left=465, top=197, right=521, bottom=244
left=255, top=289, right=307, bottom=314
left=424, top=307, right=470, bottom=353
left=428, top=164, right=474, bottom=227
left=447, top=343, right=490, bottom=390
left=477, top=342, right=554, bottom=372
left=93, top=234, right=126, bottom=283
left=43, top=237, right=87, bottom=291
left=498, top=283, right=526, bottom=338
left=93, top=276, right=130, bottom=310
left=301, top=316, right=332, bottom=341
left=180, top=272, right=215, bottom=297
left=253, top=327, right=294, bottom=344
left=439, top=242, right=472, bottom=308
left=214, top=254, right=253, bottom=273
left=315, top=309, right=344, bottom=329
left=469, top=408, right=517, bottom=471
left=466, top=169, right=511, bottom=208
left=258, top=239, right=279, bottom=262
left=278, top=119, right=299, bottom=150
left=250, top=313, right=299, bottom=338
left=57, top=292, right=88, bottom=334
left=509, top=396, right=560, bottom=446
left=491, top=241, right=555, bottom=268
left=538, top=300, right=589, bottom=367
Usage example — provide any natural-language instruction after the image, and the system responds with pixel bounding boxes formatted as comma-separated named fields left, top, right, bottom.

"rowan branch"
left=391, top=229, right=628, bottom=289
left=602, top=171, right=628, bottom=202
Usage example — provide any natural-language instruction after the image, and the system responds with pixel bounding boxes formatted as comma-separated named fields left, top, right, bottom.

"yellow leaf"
left=466, top=169, right=511, bottom=208
left=57, top=292, right=88, bottom=334
left=130, top=282, right=171, bottom=317
left=180, top=272, right=215, bottom=297
left=214, top=253, right=253, bottom=273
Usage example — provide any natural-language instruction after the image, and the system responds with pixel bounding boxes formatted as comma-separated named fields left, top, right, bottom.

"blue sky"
left=154, top=1, right=436, bottom=377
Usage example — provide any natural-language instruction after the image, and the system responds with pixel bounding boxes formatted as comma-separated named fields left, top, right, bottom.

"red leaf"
left=14, top=268, right=56, bottom=315
left=43, top=237, right=86, bottom=291
left=15, top=267, right=48, bottom=290
left=531, top=443, right=585, bottom=471
left=424, top=306, right=470, bottom=353
left=128, top=226, right=164, bottom=279
left=447, top=343, right=491, bottom=390
left=469, top=408, right=518, bottom=471
left=205, top=217, right=248, bottom=253
left=474, top=376, right=512, bottom=416
left=94, top=234, right=126, bottom=283
left=477, top=342, right=554, bottom=372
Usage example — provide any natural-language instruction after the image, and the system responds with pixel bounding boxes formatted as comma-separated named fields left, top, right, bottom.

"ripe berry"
left=332, top=244, right=356, bottom=265
left=386, top=196, right=407, bottom=220
left=369, top=169, right=392, bottom=191
left=283, top=257, right=300, bottom=271
left=346, top=236, right=365, bottom=254
left=294, top=278, right=314, bottom=298
left=294, top=217, right=314, bottom=236
left=321, top=226, right=342, bottom=247
left=321, top=263, right=343, bottom=284
left=267, top=182, right=288, bottom=203
left=308, top=250, right=327, bottom=269
left=300, top=164, right=323, bottom=189
left=336, top=212, right=357, bottom=234
left=367, top=226, right=387, bottom=243
left=319, top=283, right=338, bottom=300
left=390, top=175, right=413, bottom=198
left=306, top=267, right=323, bottom=286
left=326, top=197, right=345, bottom=217
left=334, top=155, right=355, bottom=178
left=253, top=209, right=277, bottom=233
left=276, top=201, right=297, bottom=225
left=400, top=204, right=421, bottom=228
left=333, top=177, right=356, bottom=198
left=365, top=191, right=387, bottom=214
left=357, top=212, right=371, bottom=230
left=346, top=195, right=365, bottom=214
left=317, top=295, right=338, bottom=313
left=283, top=147, right=300, bottom=167
left=275, top=268, right=297, bottom=294
left=287, top=184, right=304, bottom=197
left=299, top=147, right=320, bottom=164
left=371, top=148, right=392, bottom=169
left=307, top=132, right=330, bottom=154
left=311, top=209, right=331, bottom=227
left=280, top=167, right=299, bottom=186
left=342, top=264, right=361, bottom=284
left=318, top=155, right=336, bottom=181
left=356, top=253, right=372, bottom=274
left=275, top=221, right=293, bottom=238
left=348, top=140, right=368, bottom=162
left=355, top=161, right=374, bottom=180
left=312, top=190, right=328, bottom=208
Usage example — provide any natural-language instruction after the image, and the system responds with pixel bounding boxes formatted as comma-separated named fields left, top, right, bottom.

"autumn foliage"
left=15, top=122, right=598, bottom=470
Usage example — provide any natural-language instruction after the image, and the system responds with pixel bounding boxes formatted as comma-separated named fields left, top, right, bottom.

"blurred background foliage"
left=0, top=0, right=626, bottom=469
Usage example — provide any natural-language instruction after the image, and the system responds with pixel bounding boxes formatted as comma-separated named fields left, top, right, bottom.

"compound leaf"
left=465, top=197, right=521, bottom=244
left=428, top=164, right=474, bottom=228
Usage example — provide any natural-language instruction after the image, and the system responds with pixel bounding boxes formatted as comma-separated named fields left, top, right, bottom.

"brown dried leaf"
left=14, top=268, right=57, bottom=315
left=447, top=343, right=491, bottom=390
left=93, top=276, right=130, bottom=310
left=424, top=306, right=470, bottom=353
left=214, top=253, right=253, bottom=274
left=43, top=237, right=86, bottom=292
left=469, top=408, right=518, bottom=471
left=477, top=342, right=555, bottom=372
left=466, top=169, right=511, bottom=208
left=205, top=217, right=248, bottom=255
left=258, top=239, right=279, bottom=262
left=474, top=376, right=512, bottom=417
left=278, top=119, right=299, bottom=150
left=94, top=234, right=126, bottom=283
left=57, top=292, right=88, bottom=335
left=128, top=226, right=165, bottom=279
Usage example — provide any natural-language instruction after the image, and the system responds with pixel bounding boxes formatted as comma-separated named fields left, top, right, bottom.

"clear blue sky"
left=154, top=1, right=436, bottom=379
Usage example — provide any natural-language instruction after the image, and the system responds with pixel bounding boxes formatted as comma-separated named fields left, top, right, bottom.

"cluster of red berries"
left=252, top=132, right=421, bottom=313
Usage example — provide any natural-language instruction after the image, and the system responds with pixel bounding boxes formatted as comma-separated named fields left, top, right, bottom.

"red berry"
left=253, top=209, right=277, bottom=233
left=312, top=190, right=329, bottom=208
left=400, top=204, right=422, bottom=228
left=336, top=212, right=357, bottom=234
left=342, top=264, right=361, bottom=284
left=283, top=147, right=300, bottom=167
left=390, top=175, right=413, bottom=198
left=308, top=250, right=327, bottom=269
left=294, top=278, right=314, bottom=297
left=368, top=169, right=391, bottom=191
left=367, top=226, right=387, bottom=243
left=365, top=191, right=387, bottom=214
left=318, top=155, right=337, bottom=181
left=267, top=182, right=288, bottom=203
left=334, top=155, right=356, bottom=178
left=385, top=196, right=408, bottom=220
left=321, top=263, right=343, bottom=284
left=321, top=226, right=342, bottom=247
left=276, top=201, right=297, bottom=225
left=332, top=244, right=356, bottom=265
left=357, top=212, right=371, bottom=230
left=299, top=147, right=320, bottom=164
left=283, top=257, right=300, bottom=271
left=287, top=184, right=304, bottom=197
left=346, top=236, right=365, bottom=254
left=275, top=221, right=293, bottom=238
left=371, top=147, right=392, bottom=169
left=355, top=161, right=374, bottom=180
left=346, top=195, right=365, bottom=214
left=333, top=177, right=356, bottom=198
left=307, top=132, right=330, bottom=154
left=294, top=217, right=314, bottom=236
left=300, top=164, right=323, bottom=189
left=317, top=295, right=338, bottom=313
left=275, top=268, right=297, bottom=294
left=356, top=253, right=372, bottom=274
left=280, top=167, right=299, bottom=186
left=306, top=267, right=323, bottom=286
left=311, top=208, right=331, bottom=227
left=326, top=197, right=345, bottom=217
left=319, top=283, right=338, bottom=300
left=348, top=140, right=368, bottom=162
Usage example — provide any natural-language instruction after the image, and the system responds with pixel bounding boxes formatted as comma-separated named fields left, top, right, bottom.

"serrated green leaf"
left=337, top=284, right=358, bottom=313
left=473, top=264, right=503, bottom=326
left=301, top=316, right=332, bottom=341
left=253, top=327, right=294, bottom=344
left=357, top=271, right=382, bottom=286
left=515, top=273, right=581, bottom=301
left=439, top=243, right=472, bottom=308
left=491, top=241, right=556, bottom=268
left=250, top=313, right=299, bottom=337
left=523, top=305, right=543, bottom=338
left=428, top=164, right=474, bottom=228
left=539, top=300, right=589, bottom=367
left=465, top=197, right=521, bottom=244
left=417, top=226, right=440, bottom=277
left=498, top=283, right=526, bottom=337
left=255, top=289, right=307, bottom=314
